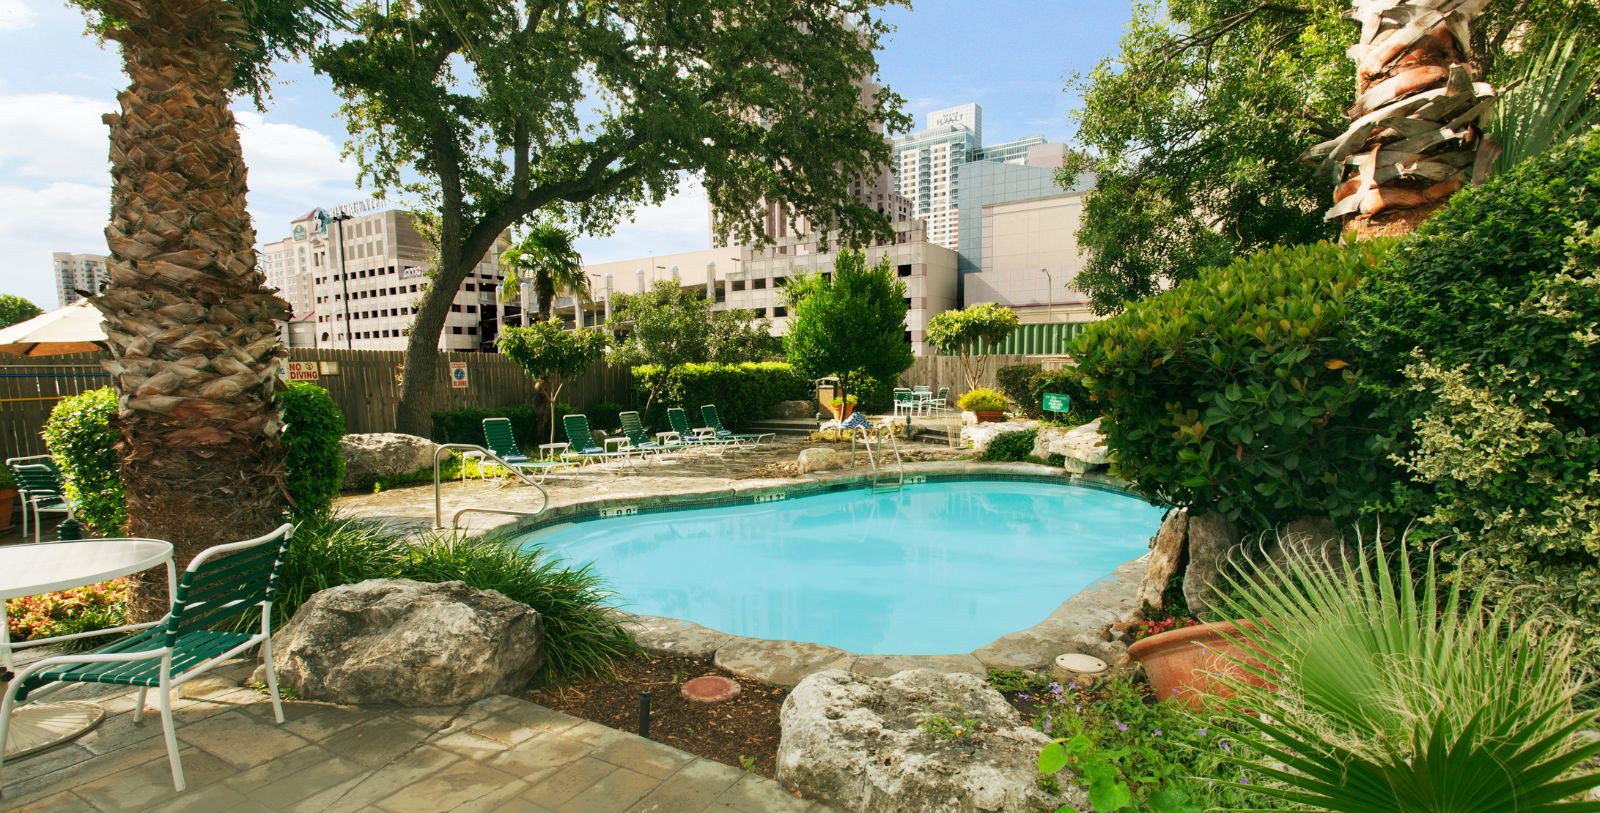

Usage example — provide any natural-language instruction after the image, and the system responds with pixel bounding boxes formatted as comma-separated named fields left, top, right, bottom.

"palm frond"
left=1487, top=31, right=1600, bottom=176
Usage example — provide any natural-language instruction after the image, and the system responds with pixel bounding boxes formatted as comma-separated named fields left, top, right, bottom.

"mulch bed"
left=528, top=653, right=789, bottom=778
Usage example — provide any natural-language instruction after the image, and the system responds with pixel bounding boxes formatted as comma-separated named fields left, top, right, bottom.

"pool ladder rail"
left=850, top=418, right=906, bottom=493
left=432, top=443, right=550, bottom=530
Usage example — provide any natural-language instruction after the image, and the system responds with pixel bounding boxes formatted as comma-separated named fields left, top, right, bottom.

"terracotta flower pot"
left=0, top=487, right=15, bottom=530
left=830, top=403, right=854, bottom=420
left=1127, top=620, right=1268, bottom=710
left=974, top=409, right=1005, bottom=423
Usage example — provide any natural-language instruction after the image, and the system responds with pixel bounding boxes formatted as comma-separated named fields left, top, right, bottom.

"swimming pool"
left=519, top=479, right=1165, bottom=655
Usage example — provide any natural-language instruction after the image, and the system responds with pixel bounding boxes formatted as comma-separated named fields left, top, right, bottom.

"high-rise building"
left=892, top=103, right=1065, bottom=250
left=51, top=252, right=109, bottom=307
left=260, top=208, right=510, bottom=351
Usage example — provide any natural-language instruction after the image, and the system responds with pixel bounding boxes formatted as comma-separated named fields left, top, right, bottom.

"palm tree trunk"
left=92, top=0, right=289, bottom=620
left=1304, top=0, right=1496, bottom=239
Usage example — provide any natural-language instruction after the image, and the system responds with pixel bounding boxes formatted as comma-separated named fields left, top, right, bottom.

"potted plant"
left=957, top=387, right=1009, bottom=423
left=0, top=468, right=15, bottom=530
left=1126, top=618, right=1266, bottom=710
left=828, top=394, right=858, bottom=420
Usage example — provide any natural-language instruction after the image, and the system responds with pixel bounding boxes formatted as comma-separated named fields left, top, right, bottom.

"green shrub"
left=979, top=428, right=1037, bottom=462
left=1028, top=367, right=1096, bottom=426
left=1072, top=240, right=1393, bottom=534
left=633, top=361, right=809, bottom=429
left=1350, top=128, right=1600, bottom=660
left=996, top=363, right=1044, bottom=417
left=429, top=403, right=568, bottom=448
left=273, top=514, right=636, bottom=682
left=281, top=383, right=346, bottom=521
left=585, top=402, right=625, bottom=433
left=42, top=387, right=124, bottom=534
left=957, top=387, right=1009, bottom=412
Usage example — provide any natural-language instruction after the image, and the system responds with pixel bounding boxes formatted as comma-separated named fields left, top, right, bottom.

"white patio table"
left=0, top=538, right=173, bottom=758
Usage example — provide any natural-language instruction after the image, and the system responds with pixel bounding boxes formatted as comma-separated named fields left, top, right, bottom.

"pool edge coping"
left=510, top=461, right=1158, bottom=688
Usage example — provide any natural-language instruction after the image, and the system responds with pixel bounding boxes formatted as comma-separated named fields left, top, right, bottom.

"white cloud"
left=234, top=110, right=357, bottom=197
left=0, top=93, right=113, bottom=182
left=574, top=174, right=713, bottom=264
left=0, top=0, right=36, bottom=32
left=0, top=180, right=109, bottom=307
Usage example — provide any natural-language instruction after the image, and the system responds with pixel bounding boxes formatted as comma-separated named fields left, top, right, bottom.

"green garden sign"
left=1042, top=392, right=1070, bottom=414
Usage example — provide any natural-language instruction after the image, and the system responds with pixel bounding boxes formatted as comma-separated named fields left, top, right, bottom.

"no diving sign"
left=449, top=362, right=469, bottom=389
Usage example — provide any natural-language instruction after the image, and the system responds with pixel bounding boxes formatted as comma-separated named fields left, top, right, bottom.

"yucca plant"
left=1209, top=533, right=1600, bottom=811
left=1487, top=31, right=1600, bottom=177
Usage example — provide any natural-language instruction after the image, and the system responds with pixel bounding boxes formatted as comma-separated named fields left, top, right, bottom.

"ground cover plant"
left=6, top=579, right=128, bottom=646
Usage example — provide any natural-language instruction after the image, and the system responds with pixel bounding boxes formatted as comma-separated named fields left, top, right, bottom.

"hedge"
left=633, top=362, right=810, bottom=429
left=281, top=382, right=346, bottom=520
left=1072, top=240, right=1393, bottom=533
left=995, top=364, right=1043, bottom=417
left=430, top=403, right=570, bottom=449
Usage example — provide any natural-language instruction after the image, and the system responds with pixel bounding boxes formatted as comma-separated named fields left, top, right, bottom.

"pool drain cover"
left=681, top=675, right=741, bottom=704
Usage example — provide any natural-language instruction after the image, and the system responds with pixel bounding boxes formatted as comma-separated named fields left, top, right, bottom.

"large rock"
left=778, top=669, right=1085, bottom=812
left=771, top=399, right=817, bottom=420
left=259, top=579, right=543, bottom=707
left=1182, top=512, right=1241, bottom=617
left=1030, top=425, right=1072, bottom=460
left=960, top=421, right=1035, bottom=454
left=1136, top=508, right=1188, bottom=613
left=1046, top=419, right=1110, bottom=474
left=798, top=446, right=849, bottom=474
left=340, top=433, right=437, bottom=489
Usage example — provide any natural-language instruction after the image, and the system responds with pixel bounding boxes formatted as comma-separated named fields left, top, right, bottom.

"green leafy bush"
left=1350, top=128, right=1600, bottom=661
left=1028, top=367, right=1097, bottom=426
left=980, top=429, right=1037, bottom=462
left=633, top=361, right=809, bottom=429
left=996, top=363, right=1044, bottom=417
left=274, top=514, right=636, bottom=681
left=281, top=383, right=346, bottom=521
left=42, top=387, right=124, bottom=534
left=586, top=402, right=625, bottom=433
left=957, top=387, right=1009, bottom=412
left=1072, top=240, right=1393, bottom=533
left=430, top=404, right=566, bottom=448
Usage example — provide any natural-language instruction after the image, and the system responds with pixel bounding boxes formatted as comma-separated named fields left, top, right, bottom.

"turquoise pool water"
left=519, top=480, right=1165, bottom=655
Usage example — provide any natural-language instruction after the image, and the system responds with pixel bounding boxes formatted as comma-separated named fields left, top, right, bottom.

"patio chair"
left=561, top=414, right=638, bottom=466
left=0, top=523, right=294, bottom=792
left=480, top=418, right=575, bottom=482
left=700, top=404, right=776, bottom=445
left=619, top=411, right=688, bottom=458
left=892, top=388, right=917, bottom=417
left=5, top=456, right=72, bottom=543
left=666, top=407, right=740, bottom=451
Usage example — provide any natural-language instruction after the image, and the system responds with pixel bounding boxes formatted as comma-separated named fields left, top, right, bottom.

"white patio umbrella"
left=0, top=300, right=106, bottom=357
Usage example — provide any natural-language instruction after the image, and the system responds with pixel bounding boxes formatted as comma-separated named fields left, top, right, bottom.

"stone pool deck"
left=3, top=659, right=827, bottom=813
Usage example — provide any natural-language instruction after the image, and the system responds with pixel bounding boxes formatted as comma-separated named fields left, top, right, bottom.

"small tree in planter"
left=499, top=319, right=609, bottom=443
left=785, top=250, right=912, bottom=414
left=925, top=303, right=1019, bottom=391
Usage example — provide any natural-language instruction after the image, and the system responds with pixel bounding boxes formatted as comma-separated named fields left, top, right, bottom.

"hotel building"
left=51, top=252, right=110, bottom=307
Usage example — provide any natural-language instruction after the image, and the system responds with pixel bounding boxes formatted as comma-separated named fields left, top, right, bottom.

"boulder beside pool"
left=778, top=669, right=1086, bottom=812
left=340, top=432, right=437, bottom=489
left=256, top=578, right=543, bottom=706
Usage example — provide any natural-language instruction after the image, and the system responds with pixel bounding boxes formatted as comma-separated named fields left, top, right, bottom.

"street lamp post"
left=331, top=212, right=354, bottom=349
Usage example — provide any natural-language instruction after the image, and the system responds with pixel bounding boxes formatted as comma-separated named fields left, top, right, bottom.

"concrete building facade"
left=260, top=208, right=509, bottom=351
left=51, top=252, right=109, bottom=307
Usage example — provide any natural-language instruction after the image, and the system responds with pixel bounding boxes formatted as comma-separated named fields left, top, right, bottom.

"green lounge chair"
left=5, top=455, right=72, bottom=543
left=619, top=411, right=687, bottom=458
left=700, top=404, right=776, bottom=445
left=562, top=414, right=638, bottom=465
left=481, top=417, right=575, bottom=482
left=1, top=524, right=294, bottom=792
left=666, top=407, right=739, bottom=450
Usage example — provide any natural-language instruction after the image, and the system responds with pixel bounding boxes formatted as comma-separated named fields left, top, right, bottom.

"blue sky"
left=0, top=0, right=1131, bottom=309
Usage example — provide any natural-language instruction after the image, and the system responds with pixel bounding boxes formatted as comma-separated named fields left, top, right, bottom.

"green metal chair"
left=5, top=456, right=72, bottom=543
left=666, top=407, right=738, bottom=451
left=618, top=411, right=687, bottom=458
left=561, top=414, right=637, bottom=465
left=0, top=524, right=294, bottom=792
left=481, top=418, right=575, bottom=482
left=700, top=404, right=775, bottom=445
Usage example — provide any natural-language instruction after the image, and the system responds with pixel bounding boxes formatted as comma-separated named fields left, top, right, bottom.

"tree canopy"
left=313, top=0, right=910, bottom=435
left=498, top=319, right=608, bottom=442
left=0, top=294, right=43, bottom=330
left=924, top=303, right=1020, bottom=390
left=500, top=223, right=586, bottom=323
left=785, top=250, right=912, bottom=404
left=611, top=280, right=779, bottom=411
left=1067, top=0, right=1600, bottom=314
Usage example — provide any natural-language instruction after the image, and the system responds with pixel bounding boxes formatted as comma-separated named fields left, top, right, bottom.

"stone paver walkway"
left=3, top=660, right=825, bottom=813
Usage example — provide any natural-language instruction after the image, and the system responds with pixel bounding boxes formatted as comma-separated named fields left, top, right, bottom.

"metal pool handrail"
left=433, top=443, right=548, bottom=529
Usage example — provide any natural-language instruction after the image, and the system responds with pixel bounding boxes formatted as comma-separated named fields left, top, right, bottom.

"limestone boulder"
left=778, top=669, right=1086, bottom=812
left=1136, top=508, right=1188, bottom=613
left=1030, top=425, right=1073, bottom=460
left=960, top=421, right=1035, bottom=454
left=771, top=399, right=817, bottom=420
left=798, top=446, right=850, bottom=474
left=258, top=578, right=543, bottom=707
left=340, top=433, right=437, bottom=490
left=1046, top=418, right=1110, bottom=474
left=1182, top=512, right=1241, bottom=617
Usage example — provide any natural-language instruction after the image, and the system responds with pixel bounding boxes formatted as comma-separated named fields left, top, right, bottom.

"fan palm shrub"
left=1486, top=31, right=1600, bottom=176
left=1210, top=534, right=1600, bottom=811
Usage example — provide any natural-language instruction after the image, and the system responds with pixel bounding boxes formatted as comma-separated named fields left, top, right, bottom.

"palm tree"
left=499, top=224, right=588, bottom=326
left=1304, top=0, right=1496, bottom=239
left=80, top=0, right=338, bottom=618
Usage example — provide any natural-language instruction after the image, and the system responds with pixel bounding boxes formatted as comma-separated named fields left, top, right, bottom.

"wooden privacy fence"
left=0, top=349, right=635, bottom=459
left=898, top=354, right=1041, bottom=399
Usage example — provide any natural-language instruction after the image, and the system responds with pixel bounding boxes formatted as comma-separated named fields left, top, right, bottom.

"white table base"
left=3, top=701, right=104, bottom=759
